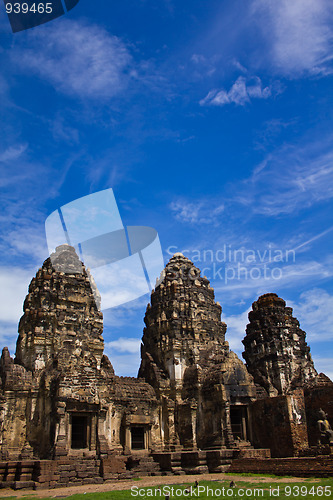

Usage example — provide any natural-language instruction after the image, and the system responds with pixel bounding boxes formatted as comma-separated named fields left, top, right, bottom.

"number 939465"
left=5, top=2, right=53, bottom=14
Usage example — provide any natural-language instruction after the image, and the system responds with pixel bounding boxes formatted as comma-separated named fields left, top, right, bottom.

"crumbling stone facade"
left=0, top=248, right=331, bottom=488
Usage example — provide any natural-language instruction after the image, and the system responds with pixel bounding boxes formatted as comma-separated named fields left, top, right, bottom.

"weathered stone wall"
left=249, top=391, right=309, bottom=457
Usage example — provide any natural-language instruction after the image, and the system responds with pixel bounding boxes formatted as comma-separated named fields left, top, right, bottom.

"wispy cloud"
left=200, top=76, right=271, bottom=106
left=214, top=256, right=333, bottom=303
left=170, top=200, right=224, bottom=225
left=14, top=19, right=132, bottom=99
left=251, top=0, right=333, bottom=76
left=235, top=138, right=333, bottom=216
left=293, top=226, right=333, bottom=252
left=190, top=53, right=218, bottom=77
left=0, top=144, right=28, bottom=163
left=290, top=288, right=333, bottom=342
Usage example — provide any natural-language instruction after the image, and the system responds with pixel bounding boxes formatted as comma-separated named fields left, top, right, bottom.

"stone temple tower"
left=242, top=293, right=317, bottom=397
left=16, top=245, right=104, bottom=373
left=139, top=253, right=256, bottom=451
left=0, top=245, right=160, bottom=461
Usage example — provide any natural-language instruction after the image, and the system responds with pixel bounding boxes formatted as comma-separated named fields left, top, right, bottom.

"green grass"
left=10, top=477, right=331, bottom=500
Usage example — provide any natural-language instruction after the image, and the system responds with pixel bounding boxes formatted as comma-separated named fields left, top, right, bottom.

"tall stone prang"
left=140, top=253, right=228, bottom=381
left=242, top=293, right=317, bottom=397
left=139, top=253, right=256, bottom=451
left=15, top=245, right=104, bottom=373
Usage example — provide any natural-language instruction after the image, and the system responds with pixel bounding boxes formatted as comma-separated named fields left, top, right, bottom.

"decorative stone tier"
left=242, top=293, right=317, bottom=396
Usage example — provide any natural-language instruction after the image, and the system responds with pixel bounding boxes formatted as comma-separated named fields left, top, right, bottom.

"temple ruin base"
left=1, top=450, right=333, bottom=490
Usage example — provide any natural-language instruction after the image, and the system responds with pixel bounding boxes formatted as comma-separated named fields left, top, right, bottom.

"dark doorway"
left=230, top=406, right=247, bottom=440
left=71, top=415, right=88, bottom=449
left=131, top=427, right=145, bottom=450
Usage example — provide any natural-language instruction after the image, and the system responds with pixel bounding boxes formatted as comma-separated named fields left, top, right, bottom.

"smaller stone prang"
left=242, top=293, right=317, bottom=396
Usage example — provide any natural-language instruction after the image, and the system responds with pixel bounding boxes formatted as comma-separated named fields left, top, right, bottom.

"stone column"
left=54, top=403, right=68, bottom=457
left=124, top=425, right=131, bottom=454
left=224, top=402, right=235, bottom=448
left=241, top=409, right=247, bottom=441
left=90, top=414, right=97, bottom=451
left=191, top=404, right=198, bottom=449
left=169, top=401, right=181, bottom=451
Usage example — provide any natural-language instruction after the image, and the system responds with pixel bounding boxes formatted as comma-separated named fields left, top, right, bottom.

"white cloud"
left=105, top=350, right=141, bottom=377
left=200, top=76, right=271, bottom=107
left=224, top=308, right=250, bottom=354
left=0, top=323, right=18, bottom=358
left=14, top=19, right=132, bottom=99
left=104, top=337, right=142, bottom=377
left=170, top=200, right=224, bottom=225
left=106, top=337, right=141, bottom=354
left=190, top=54, right=217, bottom=77
left=251, top=0, right=333, bottom=76
left=0, top=267, right=34, bottom=356
left=290, top=288, right=333, bottom=342
left=0, top=267, right=32, bottom=324
left=0, top=144, right=28, bottom=163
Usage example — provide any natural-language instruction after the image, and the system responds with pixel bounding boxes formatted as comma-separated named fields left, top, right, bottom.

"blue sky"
left=0, top=0, right=333, bottom=378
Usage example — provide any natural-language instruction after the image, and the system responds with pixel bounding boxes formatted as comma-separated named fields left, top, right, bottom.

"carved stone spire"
left=242, top=293, right=317, bottom=396
left=15, top=245, right=104, bottom=373
left=139, top=253, right=228, bottom=384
